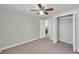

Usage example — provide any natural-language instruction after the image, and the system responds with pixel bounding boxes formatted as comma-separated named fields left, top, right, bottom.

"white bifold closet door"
left=57, top=15, right=73, bottom=44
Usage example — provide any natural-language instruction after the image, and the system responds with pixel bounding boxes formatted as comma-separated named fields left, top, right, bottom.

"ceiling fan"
left=31, top=4, right=53, bottom=15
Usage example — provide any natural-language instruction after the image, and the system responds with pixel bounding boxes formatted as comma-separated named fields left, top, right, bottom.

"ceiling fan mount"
left=31, top=4, right=53, bottom=15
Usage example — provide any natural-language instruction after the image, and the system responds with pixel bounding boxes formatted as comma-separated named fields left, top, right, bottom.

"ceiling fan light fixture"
left=39, top=11, right=44, bottom=15
left=31, top=4, right=53, bottom=15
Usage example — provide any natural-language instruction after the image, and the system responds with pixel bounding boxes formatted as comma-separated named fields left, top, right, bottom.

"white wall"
left=76, top=10, right=79, bottom=51
left=0, top=10, right=40, bottom=49
left=40, top=20, right=45, bottom=38
left=57, top=15, right=73, bottom=44
left=46, top=8, right=79, bottom=52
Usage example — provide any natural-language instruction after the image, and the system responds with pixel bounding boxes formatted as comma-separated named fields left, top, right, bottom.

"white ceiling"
left=0, top=4, right=79, bottom=19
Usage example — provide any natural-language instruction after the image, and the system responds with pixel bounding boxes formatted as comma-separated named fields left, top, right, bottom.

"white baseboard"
left=76, top=49, right=79, bottom=53
left=58, top=39, right=73, bottom=44
left=76, top=48, right=79, bottom=53
left=0, top=50, right=2, bottom=53
left=53, top=39, right=58, bottom=44
left=0, top=37, right=41, bottom=53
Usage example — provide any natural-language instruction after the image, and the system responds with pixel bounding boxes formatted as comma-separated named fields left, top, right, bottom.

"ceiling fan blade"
left=30, top=9, right=39, bottom=11
left=44, top=12, right=48, bottom=15
left=45, top=8, right=53, bottom=11
left=38, top=4, right=42, bottom=10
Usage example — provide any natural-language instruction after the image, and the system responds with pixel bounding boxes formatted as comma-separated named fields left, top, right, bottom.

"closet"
left=57, top=15, right=73, bottom=44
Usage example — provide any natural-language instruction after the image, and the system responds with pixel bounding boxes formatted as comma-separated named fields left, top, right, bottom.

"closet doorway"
left=55, top=12, right=76, bottom=52
left=57, top=14, right=73, bottom=44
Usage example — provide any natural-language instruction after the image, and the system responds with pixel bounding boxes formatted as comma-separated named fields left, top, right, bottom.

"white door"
left=54, top=12, right=76, bottom=52
left=40, top=20, right=45, bottom=38
left=57, top=15, right=73, bottom=44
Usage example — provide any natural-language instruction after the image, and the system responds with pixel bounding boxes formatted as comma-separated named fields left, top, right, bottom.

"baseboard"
left=76, top=48, right=79, bottom=53
left=53, top=39, right=58, bottom=44
left=0, top=37, right=41, bottom=53
left=58, top=39, right=73, bottom=44
left=0, top=50, right=2, bottom=53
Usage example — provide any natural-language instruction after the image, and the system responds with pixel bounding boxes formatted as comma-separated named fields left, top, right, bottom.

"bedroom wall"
left=0, top=10, right=40, bottom=49
left=47, top=8, right=79, bottom=52
left=76, top=10, right=79, bottom=52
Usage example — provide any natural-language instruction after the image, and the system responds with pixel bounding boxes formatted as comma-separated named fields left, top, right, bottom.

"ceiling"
left=0, top=4, right=79, bottom=19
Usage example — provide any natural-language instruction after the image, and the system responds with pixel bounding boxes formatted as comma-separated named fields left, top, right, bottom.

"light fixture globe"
left=39, top=11, right=44, bottom=15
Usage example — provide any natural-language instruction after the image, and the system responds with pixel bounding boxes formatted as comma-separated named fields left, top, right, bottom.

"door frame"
left=40, top=20, right=46, bottom=38
left=53, top=12, right=76, bottom=52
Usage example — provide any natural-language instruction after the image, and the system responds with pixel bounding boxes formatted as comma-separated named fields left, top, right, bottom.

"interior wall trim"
left=76, top=48, right=79, bottom=53
left=0, top=37, right=42, bottom=53
left=58, top=39, right=73, bottom=44
left=53, top=11, right=76, bottom=52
